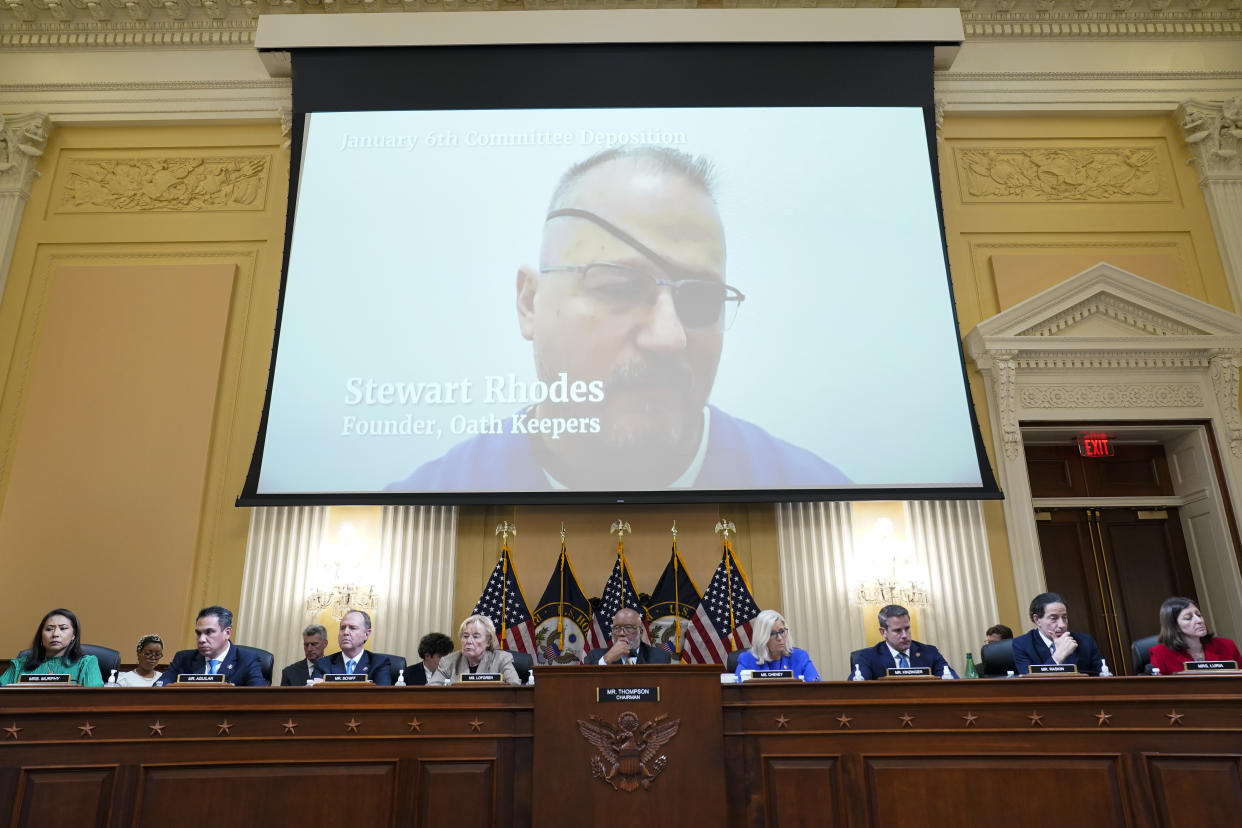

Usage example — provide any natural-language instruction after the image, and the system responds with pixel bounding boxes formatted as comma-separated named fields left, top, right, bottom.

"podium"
left=533, top=665, right=726, bottom=824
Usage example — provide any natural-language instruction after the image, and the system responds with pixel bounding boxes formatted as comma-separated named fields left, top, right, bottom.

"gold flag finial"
left=610, top=520, right=632, bottom=539
left=714, top=519, right=736, bottom=541
left=495, top=521, right=516, bottom=551
left=670, top=520, right=678, bottom=539
left=560, top=522, right=566, bottom=542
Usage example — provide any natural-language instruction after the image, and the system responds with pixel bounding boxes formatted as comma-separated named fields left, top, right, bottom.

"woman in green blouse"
left=1, top=608, right=103, bottom=686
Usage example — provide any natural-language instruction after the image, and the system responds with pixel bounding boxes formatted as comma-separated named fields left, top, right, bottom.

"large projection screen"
left=241, top=13, right=1000, bottom=505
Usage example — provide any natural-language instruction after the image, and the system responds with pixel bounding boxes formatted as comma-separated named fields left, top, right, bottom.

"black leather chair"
left=980, top=639, right=1016, bottom=677
left=726, top=649, right=742, bottom=674
left=506, top=650, right=533, bottom=685
left=1131, top=634, right=1159, bottom=674
left=17, top=644, right=121, bottom=681
left=234, top=645, right=274, bottom=684
left=376, top=653, right=406, bottom=684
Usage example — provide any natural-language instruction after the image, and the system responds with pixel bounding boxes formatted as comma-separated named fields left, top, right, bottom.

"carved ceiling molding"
left=1, top=3, right=1240, bottom=49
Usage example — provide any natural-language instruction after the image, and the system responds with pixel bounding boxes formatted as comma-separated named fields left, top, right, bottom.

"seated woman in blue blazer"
left=734, top=609, right=819, bottom=681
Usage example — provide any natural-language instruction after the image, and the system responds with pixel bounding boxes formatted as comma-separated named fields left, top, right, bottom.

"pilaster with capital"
left=991, top=349, right=1021, bottom=461
left=1209, top=349, right=1242, bottom=458
left=1178, top=98, right=1242, bottom=313
left=0, top=113, right=52, bottom=303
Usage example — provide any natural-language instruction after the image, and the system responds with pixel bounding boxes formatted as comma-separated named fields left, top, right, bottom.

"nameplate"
left=885, top=667, right=932, bottom=677
left=458, top=672, right=502, bottom=683
left=1183, top=660, right=1238, bottom=671
left=17, top=673, right=70, bottom=684
left=748, top=669, right=795, bottom=680
left=323, top=673, right=371, bottom=683
left=597, top=687, right=660, bottom=703
left=177, top=673, right=226, bottom=683
left=1026, top=664, right=1079, bottom=675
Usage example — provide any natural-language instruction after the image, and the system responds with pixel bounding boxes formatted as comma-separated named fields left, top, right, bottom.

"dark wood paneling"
left=136, top=762, right=396, bottom=826
left=1026, top=445, right=1086, bottom=496
left=15, top=766, right=115, bottom=828
left=864, top=756, right=1128, bottom=828
left=1026, top=443, right=1173, bottom=498
left=1146, top=756, right=1242, bottom=828
left=416, top=761, right=493, bottom=826
left=763, top=757, right=838, bottom=828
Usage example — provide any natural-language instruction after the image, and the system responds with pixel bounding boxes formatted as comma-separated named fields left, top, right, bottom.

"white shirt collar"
left=205, top=642, right=230, bottom=672
left=886, top=644, right=910, bottom=660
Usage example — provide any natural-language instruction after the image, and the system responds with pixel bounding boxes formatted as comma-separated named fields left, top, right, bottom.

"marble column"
left=0, top=113, right=51, bottom=302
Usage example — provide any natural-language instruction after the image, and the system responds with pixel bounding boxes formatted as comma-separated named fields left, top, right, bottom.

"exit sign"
left=1077, top=434, right=1114, bottom=457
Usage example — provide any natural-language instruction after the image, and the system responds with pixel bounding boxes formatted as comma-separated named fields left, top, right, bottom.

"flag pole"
left=716, top=519, right=737, bottom=637
left=671, top=521, right=681, bottom=657
left=610, top=519, right=632, bottom=609
left=495, top=521, right=516, bottom=644
left=558, top=524, right=566, bottom=650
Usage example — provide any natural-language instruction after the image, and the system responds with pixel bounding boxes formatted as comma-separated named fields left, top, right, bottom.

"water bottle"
left=1099, top=659, right=1113, bottom=677
left=964, top=652, right=979, bottom=679
left=105, top=669, right=118, bottom=687
left=394, top=669, right=406, bottom=686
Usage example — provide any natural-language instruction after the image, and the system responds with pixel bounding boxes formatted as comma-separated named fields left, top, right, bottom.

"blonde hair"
left=748, top=609, right=792, bottom=663
left=458, top=614, right=499, bottom=651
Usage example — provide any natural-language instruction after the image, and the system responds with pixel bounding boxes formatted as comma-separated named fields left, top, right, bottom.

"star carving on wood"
left=469, top=718, right=484, bottom=732
left=1167, top=710, right=1185, bottom=726
left=407, top=717, right=422, bottom=733
left=835, top=713, right=853, bottom=729
left=898, top=712, right=916, bottom=728
left=281, top=719, right=298, bottom=734
left=961, top=712, right=979, bottom=728
left=147, top=721, right=165, bottom=736
left=1095, top=710, right=1112, bottom=727
left=78, top=721, right=96, bottom=738
left=775, top=714, right=790, bottom=729
left=4, top=723, right=21, bottom=740
left=1027, top=711, right=1044, bottom=727
left=216, top=721, right=232, bottom=736
left=345, top=718, right=362, bottom=734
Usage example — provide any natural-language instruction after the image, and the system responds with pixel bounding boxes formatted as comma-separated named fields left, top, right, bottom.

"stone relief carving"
left=1209, top=351, right=1242, bottom=458
left=0, top=113, right=52, bottom=196
left=955, top=147, right=1163, bottom=202
left=991, top=350, right=1022, bottom=460
left=57, top=156, right=268, bottom=212
left=1178, top=97, right=1242, bottom=177
left=1018, top=295, right=1201, bottom=337
left=1019, top=383, right=1204, bottom=408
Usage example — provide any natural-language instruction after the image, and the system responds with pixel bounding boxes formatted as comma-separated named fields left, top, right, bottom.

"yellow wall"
left=937, top=113, right=1232, bottom=631
left=0, top=123, right=288, bottom=657
left=0, top=111, right=1232, bottom=657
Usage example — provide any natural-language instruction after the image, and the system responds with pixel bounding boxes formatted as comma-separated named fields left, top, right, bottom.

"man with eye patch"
left=387, top=145, right=848, bottom=492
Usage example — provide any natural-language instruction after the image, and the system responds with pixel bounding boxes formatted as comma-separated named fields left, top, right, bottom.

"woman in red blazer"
left=1149, top=596, right=1242, bottom=674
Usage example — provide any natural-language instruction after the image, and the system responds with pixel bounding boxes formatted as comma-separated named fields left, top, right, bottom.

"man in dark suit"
left=158, top=605, right=269, bottom=686
left=586, top=607, right=672, bottom=665
left=849, top=604, right=958, bottom=680
left=279, top=624, right=328, bottom=686
left=314, top=609, right=394, bottom=685
left=1012, top=592, right=1104, bottom=675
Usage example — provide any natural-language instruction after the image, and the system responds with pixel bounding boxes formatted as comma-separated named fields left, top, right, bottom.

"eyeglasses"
left=613, top=624, right=640, bottom=634
left=770, top=627, right=790, bottom=639
left=542, top=207, right=744, bottom=331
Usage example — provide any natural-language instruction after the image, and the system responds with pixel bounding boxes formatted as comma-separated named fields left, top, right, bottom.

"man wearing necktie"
left=848, top=604, right=958, bottom=680
left=158, top=606, right=270, bottom=686
left=314, top=610, right=394, bottom=685
left=1012, top=592, right=1104, bottom=676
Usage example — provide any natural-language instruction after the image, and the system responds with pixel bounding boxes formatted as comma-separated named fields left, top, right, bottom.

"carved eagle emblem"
left=576, top=711, right=681, bottom=792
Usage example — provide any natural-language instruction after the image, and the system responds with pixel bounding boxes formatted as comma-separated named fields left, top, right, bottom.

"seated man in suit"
left=586, top=607, right=672, bottom=665
left=314, top=609, right=393, bottom=685
left=279, top=624, right=328, bottom=686
left=1012, top=592, right=1104, bottom=676
left=158, top=605, right=269, bottom=686
left=849, top=604, right=958, bottom=680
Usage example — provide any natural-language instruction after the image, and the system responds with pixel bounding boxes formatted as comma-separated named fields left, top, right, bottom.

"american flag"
left=681, top=540, right=760, bottom=664
left=471, top=545, right=537, bottom=656
left=586, top=551, right=651, bottom=652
